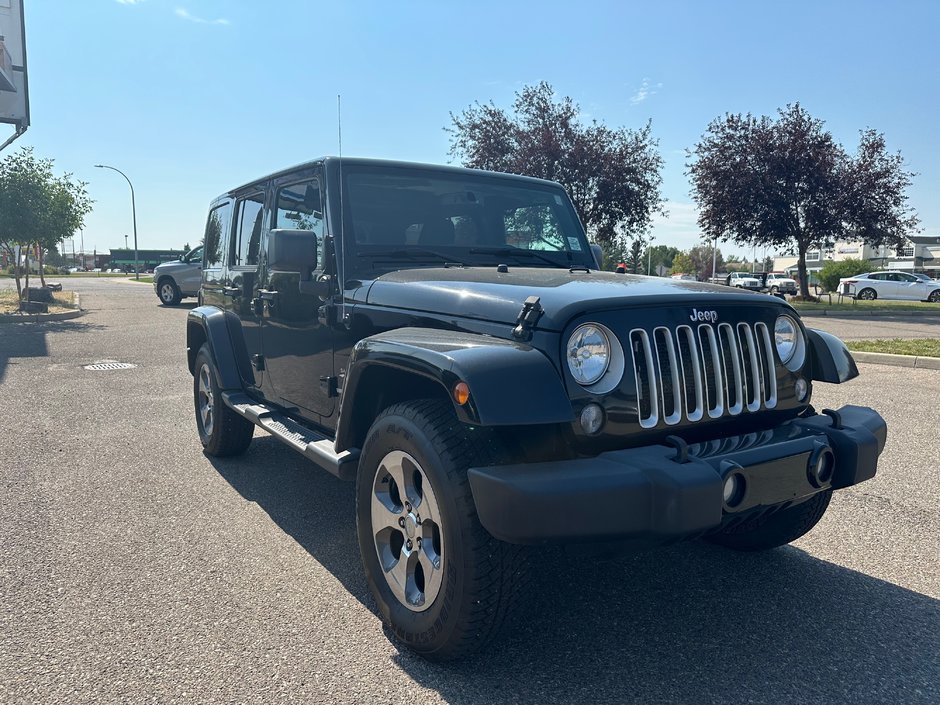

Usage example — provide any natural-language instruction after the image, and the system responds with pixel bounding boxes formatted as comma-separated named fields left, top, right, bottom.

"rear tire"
left=856, top=287, right=877, bottom=301
left=356, top=399, right=526, bottom=661
left=193, top=344, right=253, bottom=456
left=706, top=490, right=832, bottom=551
left=158, top=278, right=183, bottom=306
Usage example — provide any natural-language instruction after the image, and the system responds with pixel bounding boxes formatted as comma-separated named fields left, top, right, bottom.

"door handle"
left=257, top=289, right=278, bottom=301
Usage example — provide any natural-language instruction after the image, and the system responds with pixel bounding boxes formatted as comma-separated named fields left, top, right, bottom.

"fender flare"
left=336, top=327, right=573, bottom=451
left=186, top=306, right=254, bottom=390
left=806, top=328, right=859, bottom=384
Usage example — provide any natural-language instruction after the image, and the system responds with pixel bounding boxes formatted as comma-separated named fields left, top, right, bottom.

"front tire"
left=356, top=399, right=525, bottom=661
left=929, top=289, right=940, bottom=303
left=706, top=490, right=832, bottom=551
left=158, top=278, right=183, bottom=306
left=193, top=344, right=253, bottom=456
left=856, top=287, right=877, bottom=301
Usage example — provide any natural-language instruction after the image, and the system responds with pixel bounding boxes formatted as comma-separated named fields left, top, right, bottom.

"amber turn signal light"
left=452, top=381, right=470, bottom=405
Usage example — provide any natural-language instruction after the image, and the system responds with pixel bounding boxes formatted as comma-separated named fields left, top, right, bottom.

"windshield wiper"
left=360, top=248, right=470, bottom=267
left=469, top=247, right=576, bottom=269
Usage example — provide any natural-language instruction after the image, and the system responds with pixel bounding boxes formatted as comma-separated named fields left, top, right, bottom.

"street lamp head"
left=94, top=164, right=103, bottom=168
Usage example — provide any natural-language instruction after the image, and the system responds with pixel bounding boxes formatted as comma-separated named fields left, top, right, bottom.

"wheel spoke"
left=386, top=549, right=417, bottom=607
left=370, top=492, right=401, bottom=533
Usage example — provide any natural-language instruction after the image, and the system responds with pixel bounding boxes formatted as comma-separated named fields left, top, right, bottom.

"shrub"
left=817, top=258, right=875, bottom=293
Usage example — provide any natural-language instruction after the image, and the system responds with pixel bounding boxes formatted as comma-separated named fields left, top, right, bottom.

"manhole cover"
left=84, top=361, right=137, bottom=371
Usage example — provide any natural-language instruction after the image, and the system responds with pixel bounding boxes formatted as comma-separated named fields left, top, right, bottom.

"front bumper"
left=468, top=405, right=886, bottom=545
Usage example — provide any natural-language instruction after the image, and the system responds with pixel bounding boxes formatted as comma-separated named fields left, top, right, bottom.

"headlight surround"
left=566, top=323, right=611, bottom=386
left=774, top=314, right=805, bottom=370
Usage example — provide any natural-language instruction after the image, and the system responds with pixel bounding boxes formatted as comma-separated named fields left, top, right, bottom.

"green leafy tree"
left=0, top=147, right=93, bottom=298
left=816, top=258, right=875, bottom=294
left=672, top=245, right=724, bottom=280
left=687, top=103, right=918, bottom=298
left=447, top=82, right=665, bottom=250
left=643, top=244, right=679, bottom=276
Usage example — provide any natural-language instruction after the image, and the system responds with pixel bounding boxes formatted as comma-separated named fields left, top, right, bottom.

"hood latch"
left=511, top=296, right=543, bottom=341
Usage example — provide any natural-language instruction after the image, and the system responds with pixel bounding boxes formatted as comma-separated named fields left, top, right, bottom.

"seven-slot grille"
left=630, top=322, right=777, bottom=429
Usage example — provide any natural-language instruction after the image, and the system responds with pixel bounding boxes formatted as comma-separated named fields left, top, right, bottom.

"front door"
left=260, top=173, right=335, bottom=422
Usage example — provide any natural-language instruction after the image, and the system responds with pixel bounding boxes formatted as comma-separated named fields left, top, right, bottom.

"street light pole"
left=94, top=164, right=139, bottom=280
left=647, top=237, right=655, bottom=276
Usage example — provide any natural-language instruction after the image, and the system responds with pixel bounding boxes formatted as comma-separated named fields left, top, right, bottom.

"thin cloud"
left=630, top=78, right=663, bottom=106
left=175, top=7, right=230, bottom=25
left=115, top=0, right=145, bottom=5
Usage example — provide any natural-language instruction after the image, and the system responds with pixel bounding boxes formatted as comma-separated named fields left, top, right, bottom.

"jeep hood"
left=360, top=267, right=785, bottom=331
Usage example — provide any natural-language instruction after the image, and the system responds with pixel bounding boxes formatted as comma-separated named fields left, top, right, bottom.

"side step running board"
left=222, top=392, right=360, bottom=481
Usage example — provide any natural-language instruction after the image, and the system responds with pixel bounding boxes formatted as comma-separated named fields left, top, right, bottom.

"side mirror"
left=268, top=228, right=318, bottom=273
left=590, top=243, right=603, bottom=269
left=267, top=228, right=327, bottom=296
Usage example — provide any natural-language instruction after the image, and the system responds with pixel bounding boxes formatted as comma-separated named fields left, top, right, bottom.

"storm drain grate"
left=84, top=361, right=137, bottom=371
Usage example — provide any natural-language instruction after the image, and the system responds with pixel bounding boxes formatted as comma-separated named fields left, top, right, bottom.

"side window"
left=203, top=203, right=232, bottom=269
left=869, top=273, right=885, bottom=281
left=232, top=192, right=265, bottom=267
left=186, top=245, right=204, bottom=264
left=275, top=179, right=326, bottom=267
left=899, top=273, right=917, bottom=282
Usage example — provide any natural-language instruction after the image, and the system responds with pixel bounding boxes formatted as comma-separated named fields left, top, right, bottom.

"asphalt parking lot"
left=1, top=277, right=938, bottom=704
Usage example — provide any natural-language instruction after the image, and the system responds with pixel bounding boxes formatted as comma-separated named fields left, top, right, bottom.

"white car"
left=839, top=271, right=940, bottom=302
left=763, top=272, right=797, bottom=295
left=726, top=271, right=762, bottom=290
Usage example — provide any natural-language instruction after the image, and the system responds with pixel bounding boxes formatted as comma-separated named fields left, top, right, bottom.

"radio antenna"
left=337, top=94, right=346, bottom=323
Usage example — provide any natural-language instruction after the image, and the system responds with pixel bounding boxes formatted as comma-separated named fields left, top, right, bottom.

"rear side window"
left=203, top=202, right=232, bottom=269
left=232, top=192, right=265, bottom=267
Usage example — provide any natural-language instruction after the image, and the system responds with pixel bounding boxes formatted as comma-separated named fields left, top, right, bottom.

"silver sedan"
left=839, top=271, right=940, bottom=302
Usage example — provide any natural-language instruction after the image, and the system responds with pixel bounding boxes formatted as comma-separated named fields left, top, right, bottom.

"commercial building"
left=773, top=235, right=940, bottom=283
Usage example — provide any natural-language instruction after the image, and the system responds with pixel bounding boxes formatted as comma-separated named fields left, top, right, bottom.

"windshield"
left=912, top=273, right=932, bottom=281
left=342, top=166, right=593, bottom=273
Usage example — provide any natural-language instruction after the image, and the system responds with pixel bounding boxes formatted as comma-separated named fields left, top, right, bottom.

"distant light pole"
left=647, top=236, right=655, bottom=276
left=95, top=164, right=139, bottom=280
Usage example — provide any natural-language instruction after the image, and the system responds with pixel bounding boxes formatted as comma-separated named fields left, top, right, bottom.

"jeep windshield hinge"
left=511, top=296, right=543, bottom=341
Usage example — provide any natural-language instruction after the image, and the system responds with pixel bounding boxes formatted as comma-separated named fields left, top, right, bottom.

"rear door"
left=225, top=190, right=266, bottom=387
left=200, top=201, right=233, bottom=308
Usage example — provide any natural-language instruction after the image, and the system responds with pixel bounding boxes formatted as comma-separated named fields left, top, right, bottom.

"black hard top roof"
left=218, top=157, right=565, bottom=201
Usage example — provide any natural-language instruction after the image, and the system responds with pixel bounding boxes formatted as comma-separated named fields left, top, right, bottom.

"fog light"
left=579, top=403, right=604, bottom=435
left=795, top=377, right=808, bottom=402
left=723, top=472, right=745, bottom=507
left=808, top=447, right=835, bottom=487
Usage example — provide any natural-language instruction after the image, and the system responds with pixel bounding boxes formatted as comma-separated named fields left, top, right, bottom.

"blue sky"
left=10, top=0, right=940, bottom=256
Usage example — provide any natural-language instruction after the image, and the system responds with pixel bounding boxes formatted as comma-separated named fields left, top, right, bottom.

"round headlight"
left=774, top=315, right=802, bottom=366
left=567, top=324, right=611, bottom=386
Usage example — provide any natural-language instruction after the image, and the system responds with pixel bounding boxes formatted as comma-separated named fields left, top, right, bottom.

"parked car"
left=152, top=245, right=204, bottom=305
left=761, top=272, right=798, bottom=295
left=839, top=271, right=940, bottom=302
left=726, top=271, right=762, bottom=290
left=186, top=157, right=886, bottom=661
left=670, top=273, right=697, bottom=281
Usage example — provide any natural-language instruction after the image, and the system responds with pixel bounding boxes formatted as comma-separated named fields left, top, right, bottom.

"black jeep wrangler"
left=186, top=158, right=886, bottom=661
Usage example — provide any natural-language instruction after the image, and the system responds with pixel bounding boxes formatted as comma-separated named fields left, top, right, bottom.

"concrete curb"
left=851, top=350, right=940, bottom=370
left=797, top=309, right=940, bottom=318
left=0, top=292, right=85, bottom=323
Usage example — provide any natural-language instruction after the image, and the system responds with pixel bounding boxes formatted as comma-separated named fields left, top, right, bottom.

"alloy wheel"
left=370, top=450, right=445, bottom=612
left=197, top=364, right=214, bottom=436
